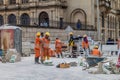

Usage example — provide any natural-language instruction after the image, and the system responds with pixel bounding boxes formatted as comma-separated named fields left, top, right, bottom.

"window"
left=9, top=0, right=16, bottom=4
left=21, top=0, right=29, bottom=4
left=20, top=13, right=30, bottom=25
left=8, top=14, right=16, bottom=25
left=0, top=0, right=3, bottom=5
left=39, top=12, right=49, bottom=27
left=0, top=15, right=4, bottom=26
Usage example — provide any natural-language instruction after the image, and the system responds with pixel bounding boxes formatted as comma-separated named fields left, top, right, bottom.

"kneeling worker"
left=91, top=46, right=102, bottom=57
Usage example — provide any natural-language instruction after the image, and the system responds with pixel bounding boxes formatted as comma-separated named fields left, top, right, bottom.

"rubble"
left=5, top=49, right=21, bottom=63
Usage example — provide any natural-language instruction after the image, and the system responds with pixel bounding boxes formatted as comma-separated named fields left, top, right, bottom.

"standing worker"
left=34, top=32, right=41, bottom=64
left=82, top=34, right=90, bottom=56
left=55, top=38, right=63, bottom=58
left=68, top=32, right=74, bottom=54
left=90, top=46, right=101, bottom=57
left=41, top=32, right=50, bottom=63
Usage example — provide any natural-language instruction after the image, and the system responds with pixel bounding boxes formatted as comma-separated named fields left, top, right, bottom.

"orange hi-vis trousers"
left=41, top=48, right=50, bottom=61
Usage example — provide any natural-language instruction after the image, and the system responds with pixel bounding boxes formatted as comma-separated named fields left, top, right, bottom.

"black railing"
left=16, top=20, right=96, bottom=31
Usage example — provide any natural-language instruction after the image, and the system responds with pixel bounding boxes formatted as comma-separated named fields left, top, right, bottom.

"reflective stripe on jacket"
left=42, top=37, right=50, bottom=49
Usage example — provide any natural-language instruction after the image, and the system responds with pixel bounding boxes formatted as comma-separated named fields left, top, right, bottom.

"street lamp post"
left=98, top=0, right=111, bottom=43
left=96, top=0, right=101, bottom=41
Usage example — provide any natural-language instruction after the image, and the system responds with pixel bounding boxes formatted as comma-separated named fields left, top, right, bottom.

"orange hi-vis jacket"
left=55, top=39, right=62, bottom=53
left=55, top=39, right=62, bottom=48
left=91, top=49, right=101, bottom=57
left=34, top=37, right=41, bottom=57
left=42, top=37, right=50, bottom=49
left=41, top=37, right=50, bottom=60
left=82, top=41, right=89, bottom=49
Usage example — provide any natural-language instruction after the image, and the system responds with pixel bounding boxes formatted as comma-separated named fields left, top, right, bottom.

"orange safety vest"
left=91, top=49, right=101, bottom=56
left=82, top=41, right=89, bottom=49
left=34, top=37, right=41, bottom=50
left=55, top=39, right=62, bottom=48
left=42, top=37, right=50, bottom=49
left=34, top=37, right=41, bottom=57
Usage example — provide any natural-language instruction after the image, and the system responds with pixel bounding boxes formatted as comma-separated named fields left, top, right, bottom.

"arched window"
left=9, top=0, right=16, bottom=4
left=20, top=13, right=30, bottom=25
left=39, top=11, right=49, bottom=27
left=70, top=9, right=86, bottom=23
left=21, top=0, right=29, bottom=3
left=0, top=0, right=3, bottom=5
left=8, top=14, right=16, bottom=25
left=0, top=15, right=4, bottom=26
left=70, top=8, right=87, bottom=29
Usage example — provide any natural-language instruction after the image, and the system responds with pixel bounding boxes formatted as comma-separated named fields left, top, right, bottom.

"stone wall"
left=21, top=27, right=97, bottom=42
left=21, top=27, right=97, bottom=55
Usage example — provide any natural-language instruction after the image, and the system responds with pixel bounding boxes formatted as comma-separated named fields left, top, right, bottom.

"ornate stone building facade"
left=96, top=0, right=120, bottom=42
left=0, top=0, right=119, bottom=42
left=0, top=0, right=95, bottom=29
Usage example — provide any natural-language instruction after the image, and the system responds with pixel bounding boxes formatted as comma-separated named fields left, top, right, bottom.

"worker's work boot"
left=57, top=54, right=60, bottom=58
left=35, top=57, right=37, bottom=64
left=40, top=59, right=44, bottom=64
left=35, top=57, right=40, bottom=64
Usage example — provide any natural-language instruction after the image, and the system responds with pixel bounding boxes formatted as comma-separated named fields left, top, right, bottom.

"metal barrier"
left=101, top=44, right=118, bottom=56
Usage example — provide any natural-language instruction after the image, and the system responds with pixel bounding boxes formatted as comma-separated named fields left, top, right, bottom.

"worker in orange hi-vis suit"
left=82, top=34, right=90, bottom=56
left=34, top=32, right=41, bottom=64
left=55, top=38, right=63, bottom=58
left=41, top=32, right=50, bottom=63
left=90, top=46, right=101, bottom=57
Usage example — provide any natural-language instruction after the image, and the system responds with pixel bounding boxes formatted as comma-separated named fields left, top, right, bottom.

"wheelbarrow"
left=85, top=56, right=106, bottom=67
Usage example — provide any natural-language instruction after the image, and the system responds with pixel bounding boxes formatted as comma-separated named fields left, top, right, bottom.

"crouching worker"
left=34, top=32, right=41, bottom=64
left=90, top=46, right=102, bottom=57
left=55, top=38, right=63, bottom=58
